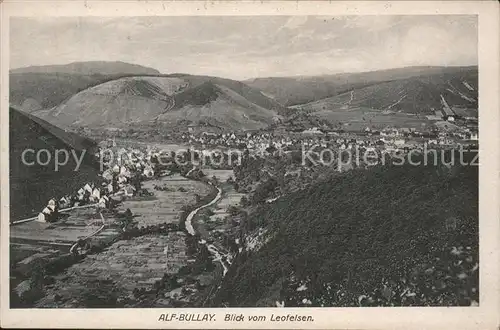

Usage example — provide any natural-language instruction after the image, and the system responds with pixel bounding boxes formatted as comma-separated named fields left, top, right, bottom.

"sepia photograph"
left=1, top=1, right=499, bottom=329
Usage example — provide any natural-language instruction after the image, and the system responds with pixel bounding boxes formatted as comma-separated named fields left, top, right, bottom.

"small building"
left=36, top=207, right=53, bottom=223
left=59, top=196, right=70, bottom=209
left=302, top=127, right=324, bottom=135
left=84, top=183, right=93, bottom=194
left=123, top=185, right=136, bottom=197
left=91, top=188, right=101, bottom=202
left=37, top=212, right=47, bottom=223
left=143, top=166, right=154, bottom=178
left=102, top=169, right=114, bottom=181
left=98, top=196, right=109, bottom=208
left=394, top=139, right=406, bottom=146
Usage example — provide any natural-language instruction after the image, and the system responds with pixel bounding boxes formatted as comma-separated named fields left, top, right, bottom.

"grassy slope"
left=216, top=157, right=478, bottom=306
left=9, top=107, right=101, bottom=220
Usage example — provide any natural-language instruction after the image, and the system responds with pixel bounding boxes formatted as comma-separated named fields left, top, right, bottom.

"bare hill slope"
left=36, top=75, right=288, bottom=131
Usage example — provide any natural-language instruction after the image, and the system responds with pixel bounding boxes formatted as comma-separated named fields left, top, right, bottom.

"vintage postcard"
left=1, top=1, right=499, bottom=329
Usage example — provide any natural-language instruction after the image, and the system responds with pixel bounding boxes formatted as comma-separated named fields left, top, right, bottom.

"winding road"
left=184, top=184, right=232, bottom=276
left=185, top=184, right=222, bottom=236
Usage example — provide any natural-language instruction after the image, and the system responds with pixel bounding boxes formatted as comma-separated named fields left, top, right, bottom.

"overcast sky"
left=10, top=15, right=477, bottom=80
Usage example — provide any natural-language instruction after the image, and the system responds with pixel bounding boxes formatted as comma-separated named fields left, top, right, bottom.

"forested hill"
left=9, top=107, right=101, bottom=219
left=10, top=61, right=161, bottom=112
left=214, top=153, right=478, bottom=307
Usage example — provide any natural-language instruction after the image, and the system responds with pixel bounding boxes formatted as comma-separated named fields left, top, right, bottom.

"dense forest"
left=214, top=152, right=478, bottom=307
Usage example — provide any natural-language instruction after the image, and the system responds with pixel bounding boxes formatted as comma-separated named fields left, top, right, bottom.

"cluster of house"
left=36, top=183, right=112, bottom=223
left=170, top=129, right=477, bottom=167
left=37, top=199, right=60, bottom=223
left=181, top=131, right=254, bottom=148
left=35, top=146, right=164, bottom=223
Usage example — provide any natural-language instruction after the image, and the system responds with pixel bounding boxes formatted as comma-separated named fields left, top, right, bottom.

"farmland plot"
left=29, top=174, right=211, bottom=308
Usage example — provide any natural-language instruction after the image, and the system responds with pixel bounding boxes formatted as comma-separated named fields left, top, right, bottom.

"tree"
left=251, top=178, right=278, bottom=204
left=227, top=205, right=241, bottom=217
left=240, top=196, right=249, bottom=207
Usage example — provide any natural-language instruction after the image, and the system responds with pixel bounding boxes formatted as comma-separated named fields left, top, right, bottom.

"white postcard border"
left=1, top=1, right=498, bottom=329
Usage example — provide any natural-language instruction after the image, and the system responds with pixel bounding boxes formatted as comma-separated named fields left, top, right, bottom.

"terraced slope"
left=36, top=75, right=288, bottom=131
left=246, top=66, right=477, bottom=109
left=298, top=70, right=478, bottom=115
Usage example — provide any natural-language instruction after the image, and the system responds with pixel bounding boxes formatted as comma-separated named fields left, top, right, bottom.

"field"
left=202, top=169, right=235, bottom=182
left=11, top=173, right=212, bottom=308
left=210, top=190, right=246, bottom=225
left=118, top=175, right=212, bottom=227
left=10, top=207, right=119, bottom=268
left=197, top=169, right=244, bottom=223
left=312, top=108, right=433, bottom=131
left=34, top=232, right=188, bottom=307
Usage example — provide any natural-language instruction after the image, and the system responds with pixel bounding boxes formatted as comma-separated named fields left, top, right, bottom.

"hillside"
left=9, top=107, right=101, bottom=220
left=214, top=156, right=478, bottom=307
left=246, top=66, right=478, bottom=107
left=10, top=61, right=161, bottom=112
left=35, top=75, right=288, bottom=131
left=298, top=69, right=478, bottom=115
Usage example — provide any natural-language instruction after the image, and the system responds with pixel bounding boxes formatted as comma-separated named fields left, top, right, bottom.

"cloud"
left=10, top=15, right=477, bottom=80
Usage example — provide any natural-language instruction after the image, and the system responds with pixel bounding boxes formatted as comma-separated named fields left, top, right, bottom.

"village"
left=9, top=137, right=249, bottom=307
left=9, top=109, right=479, bottom=308
left=174, top=121, right=478, bottom=163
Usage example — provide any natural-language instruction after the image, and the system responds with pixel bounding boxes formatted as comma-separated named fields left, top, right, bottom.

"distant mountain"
left=35, top=75, right=289, bottom=131
left=9, top=107, right=100, bottom=220
left=10, top=61, right=161, bottom=112
left=245, top=66, right=478, bottom=107
left=10, top=61, right=160, bottom=75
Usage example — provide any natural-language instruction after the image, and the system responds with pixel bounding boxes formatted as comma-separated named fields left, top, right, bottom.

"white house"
left=143, top=165, right=154, bottom=178
left=84, top=183, right=93, bottom=194
left=91, top=188, right=101, bottom=201
left=36, top=206, right=53, bottom=223
left=394, top=139, right=406, bottom=146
